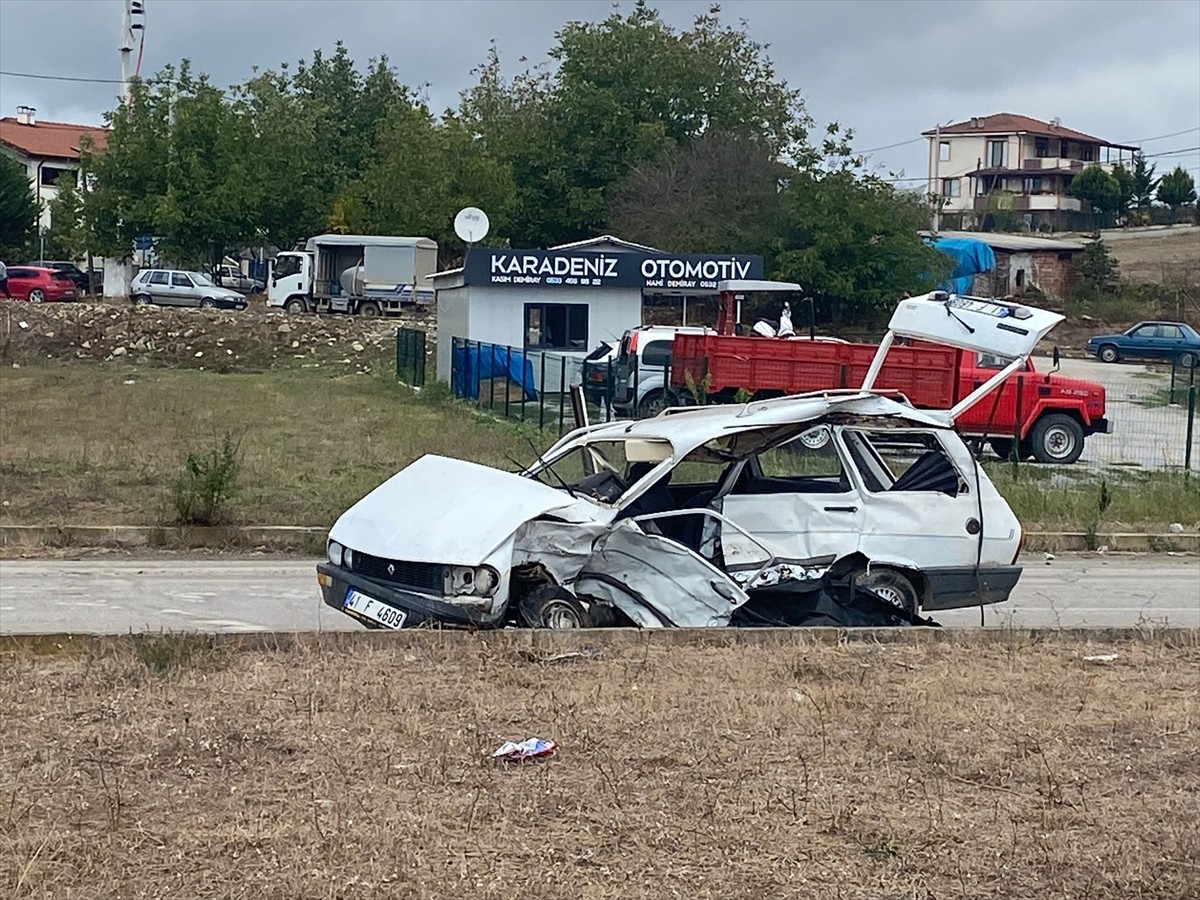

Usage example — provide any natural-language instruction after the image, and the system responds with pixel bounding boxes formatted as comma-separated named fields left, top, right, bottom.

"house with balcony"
left=924, top=113, right=1139, bottom=231
left=0, top=106, right=107, bottom=231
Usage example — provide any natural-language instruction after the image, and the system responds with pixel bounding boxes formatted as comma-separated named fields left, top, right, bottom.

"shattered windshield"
left=528, top=438, right=673, bottom=503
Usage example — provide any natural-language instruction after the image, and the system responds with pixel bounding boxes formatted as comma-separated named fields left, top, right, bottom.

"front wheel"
left=1029, top=413, right=1085, bottom=465
left=200, top=298, right=216, bottom=309
left=284, top=298, right=307, bottom=314
left=854, top=568, right=920, bottom=614
left=1099, top=344, right=1119, bottom=363
left=28, top=289, right=45, bottom=303
left=517, top=587, right=592, bottom=629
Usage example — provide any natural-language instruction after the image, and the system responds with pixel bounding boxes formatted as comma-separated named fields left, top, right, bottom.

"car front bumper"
left=317, top=563, right=503, bottom=629
left=921, top=565, right=1022, bottom=611
left=1087, top=417, right=1111, bottom=435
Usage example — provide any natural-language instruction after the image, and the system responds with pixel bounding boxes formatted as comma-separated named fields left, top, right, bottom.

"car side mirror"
left=1051, top=345, right=1061, bottom=373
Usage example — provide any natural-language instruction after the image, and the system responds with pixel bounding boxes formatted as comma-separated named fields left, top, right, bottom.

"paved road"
left=0, top=555, right=1196, bottom=634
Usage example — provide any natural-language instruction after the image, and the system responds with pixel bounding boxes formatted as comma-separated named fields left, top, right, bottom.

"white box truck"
left=267, top=234, right=438, bottom=316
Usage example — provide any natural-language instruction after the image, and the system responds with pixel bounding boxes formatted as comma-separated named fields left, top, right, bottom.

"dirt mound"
left=0, top=299, right=434, bottom=372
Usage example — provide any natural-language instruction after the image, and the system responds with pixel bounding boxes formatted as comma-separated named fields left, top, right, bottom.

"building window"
left=1035, top=137, right=1051, bottom=158
left=524, top=303, right=588, bottom=350
left=941, top=178, right=961, bottom=198
left=938, top=141, right=951, bottom=162
left=1023, top=176, right=1044, bottom=194
left=1080, top=144, right=1096, bottom=162
left=39, top=166, right=74, bottom=187
left=987, top=140, right=1006, bottom=168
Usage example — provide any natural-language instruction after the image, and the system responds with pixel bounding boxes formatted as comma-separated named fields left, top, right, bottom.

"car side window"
left=641, top=340, right=672, bottom=369
left=1131, top=325, right=1158, bottom=339
left=7, top=268, right=32, bottom=278
left=148, top=271, right=169, bottom=285
left=732, top=428, right=850, bottom=495
left=845, top=430, right=963, bottom=497
left=171, top=273, right=192, bottom=288
left=1161, top=325, right=1182, bottom=339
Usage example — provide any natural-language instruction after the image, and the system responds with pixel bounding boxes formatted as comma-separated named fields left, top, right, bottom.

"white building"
left=0, top=106, right=107, bottom=231
left=924, top=113, right=1139, bottom=230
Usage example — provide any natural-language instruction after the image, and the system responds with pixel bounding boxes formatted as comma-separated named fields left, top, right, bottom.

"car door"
left=1125, top=323, right=1161, bottom=360
left=1158, top=324, right=1186, bottom=360
left=720, top=425, right=868, bottom=564
left=170, top=271, right=199, bottom=307
left=143, top=270, right=170, bottom=304
left=6, top=267, right=34, bottom=300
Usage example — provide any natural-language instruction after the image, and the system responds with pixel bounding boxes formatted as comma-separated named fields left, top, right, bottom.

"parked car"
left=130, top=269, right=248, bottom=310
left=216, top=264, right=264, bottom=294
left=317, top=292, right=1066, bottom=632
left=1086, top=321, right=1200, bottom=368
left=4, top=266, right=78, bottom=303
left=33, top=261, right=99, bottom=295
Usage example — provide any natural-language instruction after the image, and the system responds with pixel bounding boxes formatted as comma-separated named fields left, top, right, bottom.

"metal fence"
left=395, top=327, right=427, bottom=388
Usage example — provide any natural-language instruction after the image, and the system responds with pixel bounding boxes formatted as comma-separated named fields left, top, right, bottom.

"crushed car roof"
left=546, top=392, right=949, bottom=457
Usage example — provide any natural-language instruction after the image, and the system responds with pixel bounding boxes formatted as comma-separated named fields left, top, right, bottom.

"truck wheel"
left=1178, top=351, right=1197, bottom=369
left=1098, top=344, right=1119, bottom=363
left=284, top=298, right=307, bottom=314
left=799, top=427, right=831, bottom=450
left=1029, top=414, right=1085, bottom=465
left=854, top=568, right=920, bottom=614
left=989, top=438, right=1015, bottom=460
left=357, top=301, right=382, bottom=318
left=517, top=587, right=591, bottom=629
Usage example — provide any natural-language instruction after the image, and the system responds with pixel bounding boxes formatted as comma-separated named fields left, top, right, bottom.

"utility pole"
left=932, top=123, right=941, bottom=233
left=118, top=1, right=145, bottom=107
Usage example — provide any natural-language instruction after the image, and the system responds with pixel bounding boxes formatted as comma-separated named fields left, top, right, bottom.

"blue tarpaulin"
left=929, top=237, right=996, bottom=294
left=452, top=341, right=538, bottom=401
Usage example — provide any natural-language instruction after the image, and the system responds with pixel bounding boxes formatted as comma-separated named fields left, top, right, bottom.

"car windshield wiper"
left=525, top=437, right=578, bottom=499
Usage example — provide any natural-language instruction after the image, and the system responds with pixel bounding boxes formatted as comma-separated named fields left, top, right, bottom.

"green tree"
left=1068, top=165, right=1122, bottom=216
left=1073, top=232, right=1119, bottom=298
left=1130, top=153, right=1159, bottom=212
left=771, top=171, right=948, bottom=318
left=1110, top=163, right=1135, bottom=222
left=0, top=153, right=39, bottom=259
left=1156, top=166, right=1197, bottom=220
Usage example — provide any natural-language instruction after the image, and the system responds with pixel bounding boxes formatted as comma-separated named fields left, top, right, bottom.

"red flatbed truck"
left=668, top=294, right=1109, bottom=465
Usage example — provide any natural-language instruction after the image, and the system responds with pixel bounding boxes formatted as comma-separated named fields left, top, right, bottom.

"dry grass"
left=1, top=634, right=1197, bottom=899
left=1104, top=228, right=1200, bottom=286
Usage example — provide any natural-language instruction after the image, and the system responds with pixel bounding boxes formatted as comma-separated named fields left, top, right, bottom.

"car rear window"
left=7, top=268, right=35, bottom=278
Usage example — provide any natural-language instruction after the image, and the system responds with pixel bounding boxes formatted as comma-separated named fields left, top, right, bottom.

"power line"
left=858, top=136, right=925, bottom=154
left=1143, top=145, right=1200, bottom=158
left=0, top=69, right=150, bottom=85
left=1119, top=125, right=1200, bottom=144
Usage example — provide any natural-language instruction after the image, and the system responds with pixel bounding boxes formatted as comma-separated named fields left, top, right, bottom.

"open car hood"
left=329, top=455, right=592, bottom=565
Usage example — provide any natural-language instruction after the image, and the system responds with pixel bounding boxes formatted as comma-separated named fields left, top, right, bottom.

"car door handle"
left=824, top=506, right=858, bottom=513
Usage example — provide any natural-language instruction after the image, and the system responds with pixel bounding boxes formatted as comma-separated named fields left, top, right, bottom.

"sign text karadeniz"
left=462, top=249, right=764, bottom=291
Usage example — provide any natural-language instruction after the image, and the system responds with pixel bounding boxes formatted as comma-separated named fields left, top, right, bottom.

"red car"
left=5, top=266, right=78, bottom=303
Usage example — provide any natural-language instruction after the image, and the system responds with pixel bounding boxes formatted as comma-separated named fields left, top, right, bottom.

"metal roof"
left=549, top=234, right=663, bottom=253
left=924, top=230, right=1085, bottom=252
left=304, top=234, right=437, bottom=250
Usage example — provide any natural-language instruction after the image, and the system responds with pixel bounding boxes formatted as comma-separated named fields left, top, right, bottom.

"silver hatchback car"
left=130, top=269, right=248, bottom=310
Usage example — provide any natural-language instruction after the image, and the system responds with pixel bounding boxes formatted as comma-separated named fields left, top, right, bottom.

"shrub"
left=170, top=431, right=241, bottom=525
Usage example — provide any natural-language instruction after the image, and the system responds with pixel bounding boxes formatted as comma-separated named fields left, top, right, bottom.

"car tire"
left=284, top=298, right=307, bottom=314
left=1178, top=351, right=1197, bottom=369
left=357, top=301, right=382, bottom=318
left=1099, top=344, right=1119, bottom=363
left=637, top=389, right=677, bottom=418
left=134, top=294, right=152, bottom=306
left=854, top=567, right=920, bottom=614
left=989, top=438, right=1015, bottom=460
left=28, top=289, right=45, bottom=303
left=517, top=586, right=591, bottom=629
left=1029, top=413, right=1085, bottom=465
left=200, top=298, right=216, bottom=309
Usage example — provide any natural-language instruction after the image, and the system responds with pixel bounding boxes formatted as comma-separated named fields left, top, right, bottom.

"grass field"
left=1, top=363, right=1197, bottom=532
left=1, top=633, right=1197, bottom=899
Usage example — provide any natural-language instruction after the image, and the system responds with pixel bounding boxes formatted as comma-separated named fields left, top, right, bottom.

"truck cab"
left=267, top=251, right=312, bottom=313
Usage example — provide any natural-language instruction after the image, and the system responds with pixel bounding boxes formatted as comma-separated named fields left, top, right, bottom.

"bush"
left=169, top=432, right=241, bottom=525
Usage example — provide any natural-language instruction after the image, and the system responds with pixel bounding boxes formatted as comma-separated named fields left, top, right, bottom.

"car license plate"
left=343, top=589, right=407, bottom=629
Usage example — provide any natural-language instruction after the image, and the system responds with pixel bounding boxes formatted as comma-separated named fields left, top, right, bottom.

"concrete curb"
left=2, top=626, right=1197, bottom=657
left=0, top=525, right=1196, bottom=554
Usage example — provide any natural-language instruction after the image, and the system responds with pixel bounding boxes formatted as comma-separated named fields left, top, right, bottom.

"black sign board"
left=461, top=248, right=763, bottom=292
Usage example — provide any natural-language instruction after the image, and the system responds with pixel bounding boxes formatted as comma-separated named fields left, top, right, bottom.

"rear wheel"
left=1029, top=413, right=1085, bottom=465
left=358, top=300, right=382, bottom=318
left=1178, top=351, right=1197, bottom=369
left=1099, top=344, right=1119, bottom=363
left=284, top=297, right=307, bottom=314
left=637, top=389, right=676, bottom=417
left=28, top=289, right=45, bottom=303
left=854, top=568, right=920, bottom=615
left=134, top=294, right=151, bottom=306
left=517, top=587, right=591, bottom=629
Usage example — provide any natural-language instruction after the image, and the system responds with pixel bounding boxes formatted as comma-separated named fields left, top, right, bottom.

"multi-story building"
left=924, top=113, right=1139, bottom=230
left=0, top=106, right=107, bottom=231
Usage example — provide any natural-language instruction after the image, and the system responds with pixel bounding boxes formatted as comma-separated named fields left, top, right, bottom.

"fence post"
left=606, top=358, right=613, bottom=423
left=539, top=352, right=547, bottom=430
left=395, top=328, right=402, bottom=382
left=520, top=346, right=528, bottom=423
left=1186, top=367, right=1196, bottom=473
left=558, top=360, right=566, bottom=436
left=415, top=330, right=425, bottom=387
left=502, top=343, right=510, bottom=420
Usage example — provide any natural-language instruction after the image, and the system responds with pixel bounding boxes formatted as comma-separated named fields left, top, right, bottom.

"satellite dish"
left=454, top=207, right=490, bottom=244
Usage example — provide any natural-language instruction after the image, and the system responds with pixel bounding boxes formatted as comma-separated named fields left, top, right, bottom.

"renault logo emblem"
left=387, top=563, right=395, bottom=576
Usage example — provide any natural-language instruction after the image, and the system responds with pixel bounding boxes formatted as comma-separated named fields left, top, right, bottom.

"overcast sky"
left=2, top=0, right=1198, bottom=186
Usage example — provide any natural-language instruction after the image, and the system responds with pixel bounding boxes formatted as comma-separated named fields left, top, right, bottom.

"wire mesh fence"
left=395, top=327, right=427, bottom=388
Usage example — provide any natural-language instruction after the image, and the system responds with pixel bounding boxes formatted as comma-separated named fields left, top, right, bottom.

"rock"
left=291, top=340, right=300, bottom=348
left=351, top=341, right=365, bottom=352
left=184, top=329, right=196, bottom=338
left=1168, top=522, right=1184, bottom=534
left=195, top=351, right=204, bottom=358
left=277, top=323, right=292, bottom=333
left=82, top=340, right=92, bottom=348
left=44, top=331, right=55, bottom=338
left=18, top=321, right=28, bottom=329
left=123, top=379, right=136, bottom=386
left=112, top=346, right=127, bottom=357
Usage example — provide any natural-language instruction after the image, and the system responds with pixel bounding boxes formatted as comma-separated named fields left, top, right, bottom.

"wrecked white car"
left=317, top=291, right=1063, bottom=630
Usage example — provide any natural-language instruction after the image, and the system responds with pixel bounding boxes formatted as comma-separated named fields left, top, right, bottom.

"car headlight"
left=327, top=541, right=344, bottom=566
left=445, top=565, right=500, bottom=597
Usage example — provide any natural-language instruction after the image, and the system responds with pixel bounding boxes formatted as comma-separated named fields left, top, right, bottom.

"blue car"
left=1086, top=321, right=1199, bottom=368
